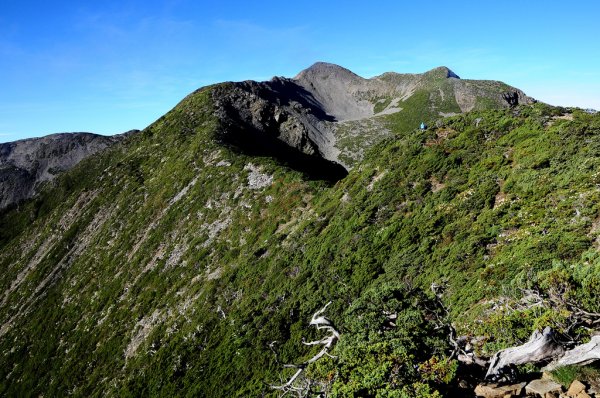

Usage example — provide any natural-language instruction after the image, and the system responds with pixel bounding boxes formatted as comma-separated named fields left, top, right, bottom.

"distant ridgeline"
left=2, top=63, right=600, bottom=397
left=0, top=131, right=133, bottom=210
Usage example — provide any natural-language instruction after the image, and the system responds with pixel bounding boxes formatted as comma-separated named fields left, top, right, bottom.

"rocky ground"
left=475, top=375, right=598, bottom=397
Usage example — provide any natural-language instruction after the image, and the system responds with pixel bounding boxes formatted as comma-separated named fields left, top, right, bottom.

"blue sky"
left=1, top=1, right=599, bottom=141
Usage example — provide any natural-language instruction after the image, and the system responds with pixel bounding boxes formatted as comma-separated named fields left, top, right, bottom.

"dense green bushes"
left=322, top=285, right=454, bottom=397
left=1, top=93, right=600, bottom=396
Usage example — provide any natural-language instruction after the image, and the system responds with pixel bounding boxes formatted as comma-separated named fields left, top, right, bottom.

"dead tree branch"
left=426, top=281, right=600, bottom=381
left=519, top=287, right=600, bottom=334
left=544, top=335, right=600, bottom=371
left=428, top=282, right=488, bottom=368
left=485, top=327, right=564, bottom=380
left=271, top=301, right=339, bottom=396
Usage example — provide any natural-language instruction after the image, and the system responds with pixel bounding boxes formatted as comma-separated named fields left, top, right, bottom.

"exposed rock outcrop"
left=474, top=381, right=525, bottom=397
left=212, top=78, right=335, bottom=158
left=212, top=80, right=347, bottom=182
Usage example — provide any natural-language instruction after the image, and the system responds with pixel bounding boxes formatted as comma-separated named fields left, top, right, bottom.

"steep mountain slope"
left=0, top=132, right=131, bottom=210
left=2, top=65, right=598, bottom=397
left=294, top=63, right=531, bottom=120
left=0, top=86, right=338, bottom=396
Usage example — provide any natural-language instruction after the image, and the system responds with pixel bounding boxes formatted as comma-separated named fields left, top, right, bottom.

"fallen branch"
left=457, top=352, right=488, bottom=368
left=544, top=335, right=600, bottom=371
left=485, top=327, right=564, bottom=381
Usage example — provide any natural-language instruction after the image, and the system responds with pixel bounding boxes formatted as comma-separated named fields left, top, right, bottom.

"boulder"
left=474, top=382, right=525, bottom=397
left=525, top=379, right=562, bottom=396
left=566, top=380, right=586, bottom=397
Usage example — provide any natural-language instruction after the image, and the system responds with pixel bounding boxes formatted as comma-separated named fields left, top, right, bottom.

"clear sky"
left=1, top=0, right=599, bottom=141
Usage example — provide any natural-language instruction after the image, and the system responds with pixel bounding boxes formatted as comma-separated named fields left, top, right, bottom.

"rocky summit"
left=1, top=63, right=599, bottom=397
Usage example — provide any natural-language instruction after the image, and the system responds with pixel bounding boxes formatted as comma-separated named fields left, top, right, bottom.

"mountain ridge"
left=5, top=64, right=593, bottom=397
left=0, top=63, right=534, bottom=197
left=212, top=62, right=535, bottom=169
left=0, top=131, right=134, bottom=210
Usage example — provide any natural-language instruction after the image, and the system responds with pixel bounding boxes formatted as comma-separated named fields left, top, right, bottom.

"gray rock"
left=525, top=379, right=563, bottom=396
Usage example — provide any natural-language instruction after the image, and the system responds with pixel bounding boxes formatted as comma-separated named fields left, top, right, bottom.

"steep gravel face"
left=0, top=132, right=130, bottom=209
left=293, top=62, right=379, bottom=121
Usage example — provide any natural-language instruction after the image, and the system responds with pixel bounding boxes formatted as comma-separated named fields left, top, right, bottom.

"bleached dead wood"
left=483, top=282, right=600, bottom=379
left=457, top=352, right=488, bottom=367
left=271, top=302, right=339, bottom=396
left=426, top=280, right=600, bottom=382
left=486, top=327, right=564, bottom=380
left=544, top=335, right=600, bottom=371
left=428, top=282, right=489, bottom=368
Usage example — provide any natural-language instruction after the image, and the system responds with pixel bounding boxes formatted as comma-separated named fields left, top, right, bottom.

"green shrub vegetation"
left=1, top=84, right=600, bottom=397
left=551, top=364, right=600, bottom=388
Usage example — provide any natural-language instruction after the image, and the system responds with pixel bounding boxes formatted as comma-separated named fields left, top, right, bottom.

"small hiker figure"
left=420, top=122, right=427, bottom=130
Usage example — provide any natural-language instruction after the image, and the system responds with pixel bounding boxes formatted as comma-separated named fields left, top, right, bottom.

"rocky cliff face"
left=212, top=79, right=334, bottom=157
left=0, top=132, right=131, bottom=209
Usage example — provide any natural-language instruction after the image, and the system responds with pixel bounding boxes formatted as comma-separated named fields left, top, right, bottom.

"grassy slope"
left=1, top=86, right=600, bottom=396
left=309, top=104, right=600, bottom=307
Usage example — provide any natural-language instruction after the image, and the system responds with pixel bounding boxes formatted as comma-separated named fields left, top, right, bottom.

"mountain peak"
left=425, top=66, right=460, bottom=79
left=294, top=62, right=362, bottom=81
